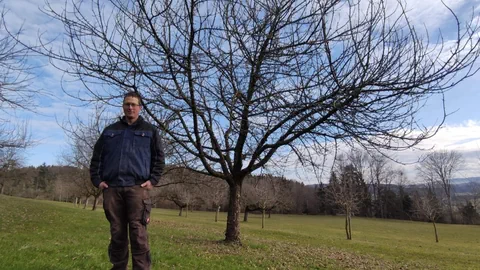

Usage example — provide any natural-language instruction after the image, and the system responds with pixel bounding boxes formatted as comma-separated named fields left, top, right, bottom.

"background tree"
left=158, top=168, right=205, bottom=217
left=206, top=177, right=228, bottom=222
left=417, top=150, right=463, bottom=223
left=38, top=0, right=480, bottom=243
left=413, top=189, right=442, bottom=243
left=328, top=158, right=368, bottom=240
left=242, top=174, right=282, bottom=228
left=0, top=1, right=39, bottom=151
left=460, top=201, right=480, bottom=225
left=395, top=171, right=414, bottom=220
left=466, top=182, right=480, bottom=211
left=52, top=166, right=79, bottom=202
left=59, top=106, right=114, bottom=210
left=318, top=172, right=340, bottom=216
left=367, top=154, right=391, bottom=218
left=33, top=163, right=57, bottom=199
left=0, top=147, right=22, bottom=195
left=162, top=186, right=192, bottom=217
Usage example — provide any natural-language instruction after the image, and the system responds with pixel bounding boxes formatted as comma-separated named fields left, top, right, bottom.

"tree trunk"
left=215, top=205, right=219, bottom=222
left=345, top=208, right=352, bottom=240
left=378, top=187, right=385, bottom=219
left=243, top=206, right=249, bottom=222
left=83, top=198, right=89, bottom=209
left=345, top=213, right=348, bottom=240
left=225, top=182, right=242, bottom=244
left=179, top=207, right=183, bottom=216
left=448, top=199, right=454, bottom=223
left=348, top=214, right=352, bottom=240
left=91, top=195, right=99, bottom=211
left=433, top=221, right=439, bottom=243
left=185, top=203, right=188, bottom=218
left=262, top=208, right=265, bottom=229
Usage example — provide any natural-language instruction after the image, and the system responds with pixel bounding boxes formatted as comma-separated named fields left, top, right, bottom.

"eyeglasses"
left=123, top=103, right=141, bottom=107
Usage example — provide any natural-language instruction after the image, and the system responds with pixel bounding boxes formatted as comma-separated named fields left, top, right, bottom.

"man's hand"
left=141, top=180, right=153, bottom=190
left=99, top=181, right=109, bottom=190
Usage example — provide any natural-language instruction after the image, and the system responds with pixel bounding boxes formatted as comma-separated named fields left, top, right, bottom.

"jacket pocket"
left=104, top=130, right=123, bottom=139
left=133, top=131, right=152, bottom=149
left=102, top=130, right=124, bottom=153
left=142, top=199, right=152, bottom=226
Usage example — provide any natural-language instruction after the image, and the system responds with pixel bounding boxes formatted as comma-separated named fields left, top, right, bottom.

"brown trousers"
left=103, top=186, right=152, bottom=270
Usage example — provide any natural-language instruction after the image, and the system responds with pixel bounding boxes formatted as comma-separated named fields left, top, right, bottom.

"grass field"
left=0, top=195, right=479, bottom=269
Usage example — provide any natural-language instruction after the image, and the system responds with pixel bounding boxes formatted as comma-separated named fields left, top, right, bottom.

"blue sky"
left=5, top=0, right=480, bottom=184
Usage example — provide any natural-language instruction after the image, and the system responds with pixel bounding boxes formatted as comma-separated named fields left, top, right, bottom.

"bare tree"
left=413, top=190, right=442, bottom=243
left=368, top=154, right=388, bottom=217
left=59, top=106, right=114, bottom=210
left=242, top=174, right=282, bottom=228
left=417, top=150, right=463, bottom=223
left=158, top=167, right=206, bottom=216
left=395, top=169, right=415, bottom=220
left=206, top=177, right=228, bottom=222
left=162, top=186, right=192, bottom=217
left=52, top=169, right=79, bottom=202
left=328, top=158, right=368, bottom=240
left=0, top=120, right=32, bottom=150
left=37, top=0, right=480, bottom=243
left=0, top=2, right=39, bottom=150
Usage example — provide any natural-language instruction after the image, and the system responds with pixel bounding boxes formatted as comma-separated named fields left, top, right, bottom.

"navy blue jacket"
left=90, top=116, right=165, bottom=188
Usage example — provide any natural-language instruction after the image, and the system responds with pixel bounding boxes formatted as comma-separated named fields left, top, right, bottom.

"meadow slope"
left=0, top=195, right=479, bottom=269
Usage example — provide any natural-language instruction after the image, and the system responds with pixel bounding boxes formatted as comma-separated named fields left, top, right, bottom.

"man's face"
left=123, top=96, right=141, bottom=121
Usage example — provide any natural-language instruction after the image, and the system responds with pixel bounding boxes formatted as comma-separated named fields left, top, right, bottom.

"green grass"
left=1, top=195, right=479, bottom=269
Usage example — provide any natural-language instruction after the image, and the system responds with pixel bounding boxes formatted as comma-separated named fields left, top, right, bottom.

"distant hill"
left=451, top=177, right=480, bottom=193
left=451, top=177, right=480, bottom=185
left=307, top=177, right=480, bottom=194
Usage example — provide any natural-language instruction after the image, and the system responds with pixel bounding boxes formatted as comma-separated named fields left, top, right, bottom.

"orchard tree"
left=59, top=106, right=113, bottom=210
left=158, top=167, right=206, bottom=216
left=416, top=150, right=463, bottom=223
left=205, top=177, right=228, bottom=222
left=242, top=174, right=282, bottom=228
left=38, top=0, right=480, bottom=243
left=328, top=160, right=368, bottom=240
left=413, top=190, right=442, bottom=242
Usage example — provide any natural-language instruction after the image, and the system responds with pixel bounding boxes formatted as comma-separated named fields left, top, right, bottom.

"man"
left=90, top=91, right=165, bottom=270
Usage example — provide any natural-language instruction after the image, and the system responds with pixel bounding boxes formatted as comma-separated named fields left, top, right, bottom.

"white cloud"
left=277, top=120, right=480, bottom=185
left=401, top=0, right=466, bottom=28
left=397, top=121, right=480, bottom=180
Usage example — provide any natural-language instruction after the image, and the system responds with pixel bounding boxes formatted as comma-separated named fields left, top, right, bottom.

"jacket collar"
left=120, top=115, right=144, bottom=126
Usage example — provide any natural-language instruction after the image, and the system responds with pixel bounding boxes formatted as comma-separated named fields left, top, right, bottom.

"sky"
left=4, top=0, right=480, bottom=184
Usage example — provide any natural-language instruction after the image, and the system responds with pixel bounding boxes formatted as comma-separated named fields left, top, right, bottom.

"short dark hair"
left=123, top=91, right=143, bottom=105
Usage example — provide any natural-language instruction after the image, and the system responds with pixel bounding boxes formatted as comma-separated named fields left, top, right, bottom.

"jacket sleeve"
left=90, top=132, right=104, bottom=188
left=149, top=128, right=165, bottom=186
